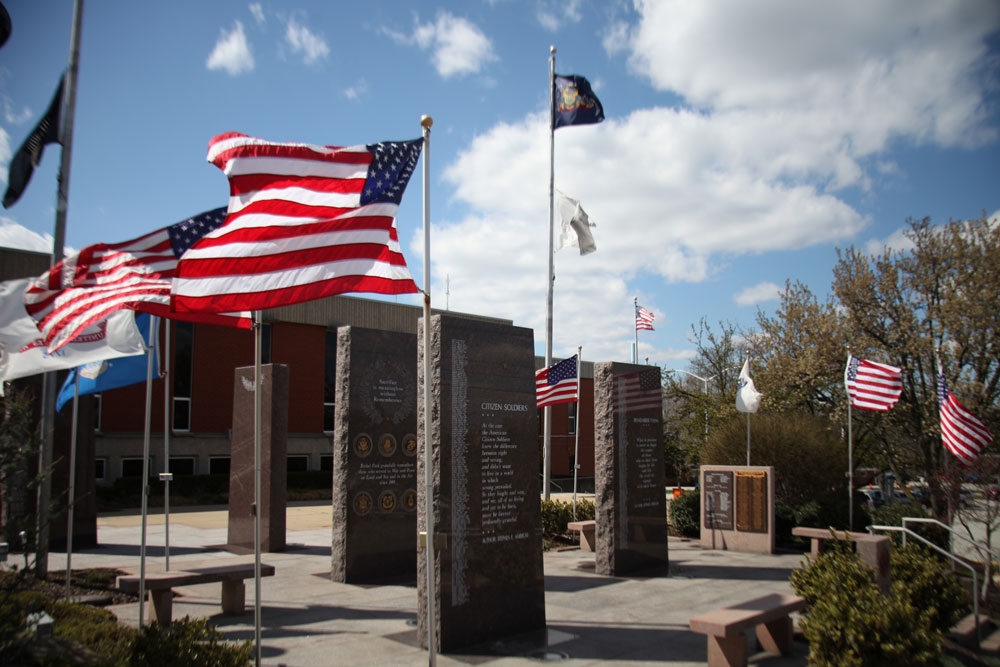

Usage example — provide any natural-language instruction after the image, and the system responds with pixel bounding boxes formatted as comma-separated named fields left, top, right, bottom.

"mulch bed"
left=34, top=568, right=139, bottom=605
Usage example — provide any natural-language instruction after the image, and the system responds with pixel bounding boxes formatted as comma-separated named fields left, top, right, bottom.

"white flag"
left=736, top=357, right=762, bottom=413
left=555, top=191, right=597, bottom=255
left=0, top=278, right=146, bottom=393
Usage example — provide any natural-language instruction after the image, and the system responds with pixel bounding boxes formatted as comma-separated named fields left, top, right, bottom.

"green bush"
left=540, top=498, right=595, bottom=546
left=128, top=618, right=252, bottom=667
left=869, top=502, right=948, bottom=551
left=790, top=539, right=968, bottom=665
left=669, top=490, right=700, bottom=537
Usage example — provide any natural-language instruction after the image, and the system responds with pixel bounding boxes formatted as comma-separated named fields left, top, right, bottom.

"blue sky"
left=2, top=0, right=998, bottom=368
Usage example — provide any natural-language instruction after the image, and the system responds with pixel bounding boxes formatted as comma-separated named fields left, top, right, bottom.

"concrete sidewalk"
left=44, top=503, right=810, bottom=666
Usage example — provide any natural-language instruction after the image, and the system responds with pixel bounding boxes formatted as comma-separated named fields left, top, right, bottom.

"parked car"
left=855, top=488, right=885, bottom=509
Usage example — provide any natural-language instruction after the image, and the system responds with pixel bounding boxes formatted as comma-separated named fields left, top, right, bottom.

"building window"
left=320, top=454, right=333, bottom=471
left=262, top=323, right=272, bottom=364
left=93, top=393, right=103, bottom=433
left=173, top=322, right=194, bottom=432
left=209, top=457, right=231, bottom=476
left=169, top=457, right=196, bottom=476
left=568, top=402, right=577, bottom=435
left=287, top=455, right=308, bottom=473
left=121, top=457, right=152, bottom=478
left=323, top=331, right=336, bottom=433
left=95, top=458, right=107, bottom=481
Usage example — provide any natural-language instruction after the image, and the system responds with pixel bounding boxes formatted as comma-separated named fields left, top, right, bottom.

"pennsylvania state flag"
left=553, top=74, right=604, bottom=129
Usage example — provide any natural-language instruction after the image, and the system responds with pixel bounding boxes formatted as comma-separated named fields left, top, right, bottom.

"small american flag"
left=536, top=355, right=579, bottom=408
left=938, top=372, right=992, bottom=465
left=844, top=354, right=903, bottom=411
left=24, top=208, right=251, bottom=351
left=171, top=132, right=422, bottom=315
left=612, top=369, right=662, bottom=413
left=635, top=305, right=654, bottom=331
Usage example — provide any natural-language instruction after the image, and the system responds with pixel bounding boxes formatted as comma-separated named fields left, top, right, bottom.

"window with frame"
left=287, top=455, right=309, bottom=473
left=209, top=457, right=231, bottom=476
left=173, top=322, right=194, bottom=432
left=320, top=454, right=333, bottom=471
left=121, top=457, right=152, bottom=478
left=568, top=402, right=577, bottom=435
left=323, top=331, right=336, bottom=433
left=95, top=458, right=107, bottom=481
left=169, top=457, right=196, bottom=476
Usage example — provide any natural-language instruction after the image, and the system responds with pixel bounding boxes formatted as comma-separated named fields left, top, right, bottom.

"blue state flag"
left=56, top=313, right=161, bottom=412
left=553, top=74, right=604, bottom=129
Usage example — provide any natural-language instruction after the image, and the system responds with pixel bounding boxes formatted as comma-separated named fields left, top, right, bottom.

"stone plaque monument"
left=700, top=465, right=774, bottom=554
left=228, top=363, right=288, bottom=552
left=332, top=326, right=418, bottom=583
left=417, top=314, right=546, bottom=652
left=593, top=362, right=668, bottom=576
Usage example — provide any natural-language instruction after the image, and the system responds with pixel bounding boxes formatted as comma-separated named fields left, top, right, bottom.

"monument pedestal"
left=227, top=363, right=288, bottom=553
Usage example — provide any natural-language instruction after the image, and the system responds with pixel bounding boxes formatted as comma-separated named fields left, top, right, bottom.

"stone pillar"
left=331, top=326, right=417, bottom=583
left=856, top=535, right=891, bottom=594
left=593, top=362, right=668, bottom=576
left=227, top=363, right=288, bottom=552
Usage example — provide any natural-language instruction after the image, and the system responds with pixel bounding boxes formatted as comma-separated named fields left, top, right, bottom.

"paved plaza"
left=44, top=502, right=810, bottom=666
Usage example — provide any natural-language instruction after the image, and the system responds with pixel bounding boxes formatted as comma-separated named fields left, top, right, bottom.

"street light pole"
left=664, top=369, right=718, bottom=442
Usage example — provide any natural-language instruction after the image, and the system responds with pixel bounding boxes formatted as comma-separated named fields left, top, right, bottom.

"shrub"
left=869, top=502, right=948, bottom=551
left=540, top=498, right=595, bottom=546
left=669, top=490, right=700, bottom=537
left=790, top=539, right=968, bottom=665
left=128, top=617, right=252, bottom=667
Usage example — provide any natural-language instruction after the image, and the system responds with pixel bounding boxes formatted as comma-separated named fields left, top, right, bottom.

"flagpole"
left=846, top=346, right=854, bottom=531
left=37, top=0, right=84, bottom=581
left=633, top=297, right=638, bottom=363
left=138, top=315, right=157, bottom=627
left=162, top=318, right=171, bottom=570
left=252, top=310, right=262, bottom=667
left=572, top=346, right=581, bottom=520
left=420, top=114, right=437, bottom=665
left=543, top=45, right=557, bottom=501
left=745, top=354, right=751, bottom=466
left=65, top=372, right=80, bottom=600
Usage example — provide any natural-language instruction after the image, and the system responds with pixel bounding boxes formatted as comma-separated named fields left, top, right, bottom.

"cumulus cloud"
left=388, top=12, right=497, bottom=79
left=0, top=128, right=11, bottom=184
left=3, top=97, right=32, bottom=125
left=0, top=217, right=60, bottom=253
left=863, top=227, right=916, bottom=255
left=734, top=282, right=783, bottom=306
left=343, top=78, right=369, bottom=102
left=249, top=3, right=265, bottom=26
left=285, top=17, right=329, bottom=65
left=536, top=0, right=583, bottom=32
left=206, top=20, right=255, bottom=75
left=408, top=0, right=998, bottom=362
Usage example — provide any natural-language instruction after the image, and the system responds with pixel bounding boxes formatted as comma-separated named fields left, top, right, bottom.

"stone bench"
left=791, top=526, right=871, bottom=557
left=689, top=593, right=806, bottom=667
left=116, top=559, right=276, bottom=625
left=566, top=520, right=596, bottom=552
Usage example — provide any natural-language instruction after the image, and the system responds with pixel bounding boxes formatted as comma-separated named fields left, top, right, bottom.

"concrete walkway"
left=44, top=503, right=810, bottom=666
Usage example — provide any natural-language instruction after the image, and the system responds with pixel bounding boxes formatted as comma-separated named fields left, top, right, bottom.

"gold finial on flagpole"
left=550, top=45, right=556, bottom=54
left=421, top=115, right=433, bottom=129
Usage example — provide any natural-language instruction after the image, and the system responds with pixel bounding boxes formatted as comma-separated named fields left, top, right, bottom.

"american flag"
left=170, top=133, right=422, bottom=315
left=635, top=305, right=654, bottom=331
left=536, top=355, right=579, bottom=408
left=844, top=354, right=903, bottom=411
left=938, top=372, right=992, bottom=465
left=23, top=208, right=251, bottom=352
left=612, top=369, right=662, bottom=414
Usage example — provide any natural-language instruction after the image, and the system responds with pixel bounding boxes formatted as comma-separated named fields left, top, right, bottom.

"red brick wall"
left=270, top=322, right=325, bottom=433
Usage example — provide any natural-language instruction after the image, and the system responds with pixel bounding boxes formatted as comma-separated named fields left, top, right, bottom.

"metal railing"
left=901, top=516, right=999, bottom=599
left=869, top=524, right=980, bottom=646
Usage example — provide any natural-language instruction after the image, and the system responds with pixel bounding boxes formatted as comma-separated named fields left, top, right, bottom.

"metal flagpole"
left=37, top=0, right=84, bottom=581
left=162, top=319, right=171, bottom=570
left=65, top=373, right=80, bottom=600
left=543, top=45, right=556, bottom=501
left=633, top=298, right=638, bottom=364
left=420, top=114, right=436, bottom=665
left=253, top=311, right=263, bottom=667
left=846, top=346, right=854, bottom=531
left=138, top=315, right=158, bottom=626
left=745, top=355, right=751, bottom=466
left=572, top=347, right=581, bottom=520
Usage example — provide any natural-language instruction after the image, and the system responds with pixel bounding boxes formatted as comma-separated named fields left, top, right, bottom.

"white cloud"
left=602, top=20, right=630, bottom=56
left=0, top=217, right=58, bottom=253
left=343, top=78, right=369, bottom=102
left=393, top=12, right=497, bottom=79
left=285, top=18, right=329, bottom=65
left=206, top=20, right=255, bottom=76
left=249, top=3, right=265, bottom=26
left=863, top=227, right=916, bottom=255
left=536, top=0, right=583, bottom=32
left=3, top=97, right=32, bottom=125
left=734, top=282, right=783, bottom=306
left=0, top=128, right=11, bottom=184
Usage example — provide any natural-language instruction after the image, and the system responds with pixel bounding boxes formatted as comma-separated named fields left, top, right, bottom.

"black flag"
left=3, top=75, right=63, bottom=208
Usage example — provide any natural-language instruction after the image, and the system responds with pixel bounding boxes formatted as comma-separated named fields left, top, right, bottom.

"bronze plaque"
left=703, top=470, right=733, bottom=530
left=735, top=471, right=767, bottom=533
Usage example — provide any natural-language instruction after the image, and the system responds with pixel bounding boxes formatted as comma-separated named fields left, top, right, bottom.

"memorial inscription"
left=736, top=470, right=768, bottom=533
left=703, top=470, right=734, bottom=530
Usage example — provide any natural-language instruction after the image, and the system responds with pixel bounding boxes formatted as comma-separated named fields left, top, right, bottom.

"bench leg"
left=756, top=616, right=793, bottom=655
left=707, top=634, right=747, bottom=667
left=810, top=538, right=824, bottom=557
left=221, top=580, right=246, bottom=615
left=580, top=527, right=596, bottom=552
left=148, top=589, right=172, bottom=626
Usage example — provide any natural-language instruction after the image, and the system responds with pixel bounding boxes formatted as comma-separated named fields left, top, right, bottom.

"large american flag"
left=938, top=372, right=992, bottom=465
left=635, top=305, right=654, bottom=331
left=170, top=133, right=422, bottom=315
left=612, top=369, right=662, bottom=414
left=844, top=354, right=903, bottom=411
left=536, top=355, right=579, bottom=408
left=23, top=208, right=251, bottom=352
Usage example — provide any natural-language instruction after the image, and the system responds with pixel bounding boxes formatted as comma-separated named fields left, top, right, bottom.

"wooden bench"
left=566, top=520, right=596, bottom=552
left=689, top=593, right=806, bottom=667
left=791, top=526, right=870, bottom=557
left=116, top=559, right=276, bottom=625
